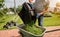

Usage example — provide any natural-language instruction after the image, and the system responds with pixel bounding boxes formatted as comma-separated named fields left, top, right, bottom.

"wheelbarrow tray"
left=17, top=24, right=46, bottom=37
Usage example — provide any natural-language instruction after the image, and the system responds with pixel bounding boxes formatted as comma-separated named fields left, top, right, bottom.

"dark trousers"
left=38, top=15, right=44, bottom=26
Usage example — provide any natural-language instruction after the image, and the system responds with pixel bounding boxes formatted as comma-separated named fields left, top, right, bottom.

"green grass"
left=35, top=14, right=60, bottom=27
left=23, top=25, right=43, bottom=35
left=0, top=14, right=60, bottom=30
left=0, top=14, right=23, bottom=30
left=43, top=14, right=60, bottom=26
left=15, top=16, right=23, bottom=24
left=0, top=14, right=17, bottom=30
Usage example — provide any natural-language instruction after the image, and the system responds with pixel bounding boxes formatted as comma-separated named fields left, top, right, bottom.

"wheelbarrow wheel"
left=18, top=31, right=24, bottom=37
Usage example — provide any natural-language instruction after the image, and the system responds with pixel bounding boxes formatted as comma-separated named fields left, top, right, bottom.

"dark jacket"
left=18, top=2, right=36, bottom=24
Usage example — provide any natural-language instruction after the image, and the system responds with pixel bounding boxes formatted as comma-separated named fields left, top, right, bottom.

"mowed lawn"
left=0, top=14, right=60, bottom=30
left=0, top=14, right=23, bottom=30
left=0, top=14, right=16, bottom=30
left=43, top=14, right=60, bottom=26
left=35, top=14, right=60, bottom=26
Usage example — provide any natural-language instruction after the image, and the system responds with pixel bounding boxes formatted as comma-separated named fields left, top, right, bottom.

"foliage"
left=0, top=0, right=4, bottom=17
left=23, top=25, right=43, bottom=35
left=3, top=8, right=9, bottom=13
left=0, top=8, right=9, bottom=17
left=51, top=12, right=60, bottom=15
left=16, top=6, right=22, bottom=13
left=0, top=0, right=4, bottom=8
left=8, top=6, right=22, bottom=13
left=44, top=12, right=52, bottom=17
left=0, top=14, right=16, bottom=30
left=9, top=8, right=14, bottom=12
left=54, top=12, right=60, bottom=15
left=0, top=9, right=5, bottom=17
left=0, top=14, right=60, bottom=30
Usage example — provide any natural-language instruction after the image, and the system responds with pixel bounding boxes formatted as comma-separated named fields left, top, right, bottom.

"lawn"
left=0, top=14, right=60, bottom=30
left=0, top=14, right=23, bottom=30
left=43, top=14, right=60, bottom=26
left=35, top=14, right=60, bottom=26
left=0, top=14, right=16, bottom=30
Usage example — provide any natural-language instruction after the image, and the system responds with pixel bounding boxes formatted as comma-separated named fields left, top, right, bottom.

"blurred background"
left=0, top=0, right=60, bottom=30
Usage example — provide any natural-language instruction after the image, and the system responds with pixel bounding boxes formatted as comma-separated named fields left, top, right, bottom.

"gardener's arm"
left=39, top=7, right=48, bottom=15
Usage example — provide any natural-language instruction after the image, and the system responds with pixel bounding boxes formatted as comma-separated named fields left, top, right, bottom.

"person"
left=28, top=0, right=36, bottom=23
left=33, top=0, right=49, bottom=26
left=18, top=0, right=36, bottom=24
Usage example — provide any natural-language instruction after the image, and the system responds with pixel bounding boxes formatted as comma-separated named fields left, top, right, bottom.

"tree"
left=0, top=0, right=4, bottom=8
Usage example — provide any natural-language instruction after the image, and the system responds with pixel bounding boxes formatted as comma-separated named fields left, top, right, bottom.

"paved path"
left=44, top=26, right=60, bottom=37
left=0, top=26, right=60, bottom=37
left=46, top=26, right=60, bottom=31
